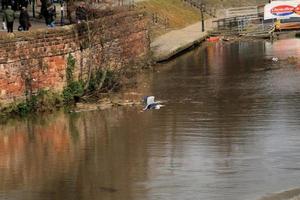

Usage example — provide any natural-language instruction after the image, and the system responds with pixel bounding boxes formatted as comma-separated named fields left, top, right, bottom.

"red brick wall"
left=0, top=10, right=150, bottom=105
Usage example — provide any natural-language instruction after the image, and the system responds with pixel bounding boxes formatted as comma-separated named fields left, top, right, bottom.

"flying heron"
left=143, top=96, right=164, bottom=110
left=272, top=57, right=279, bottom=62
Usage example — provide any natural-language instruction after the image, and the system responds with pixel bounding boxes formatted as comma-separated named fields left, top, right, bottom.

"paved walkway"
left=150, top=22, right=208, bottom=62
left=0, top=20, right=47, bottom=34
left=150, top=7, right=224, bottom=63
left=0, top=3, right=66, bottom=35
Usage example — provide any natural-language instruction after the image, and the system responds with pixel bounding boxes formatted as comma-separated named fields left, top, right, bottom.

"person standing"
left=20, top=0, right=29, bottom=8
left=75, top=2, right=87, bottom=23
left=3, top=5, right=15, bottom=33
left=19, top=6, right=30, bottom=31
left=40, top=0, right=48, bottom=23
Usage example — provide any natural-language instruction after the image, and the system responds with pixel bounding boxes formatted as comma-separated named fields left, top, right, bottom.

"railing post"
left=60, top=0, right=64, bottom=26
left=201, top=3, right=205, bottom=32
left=32, top=0, right=36, bottom=18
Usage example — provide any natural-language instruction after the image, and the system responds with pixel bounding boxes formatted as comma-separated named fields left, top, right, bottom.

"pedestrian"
left=11, top=0, right=18, bottom=11
left=3, top=5, right=15, bottom=33
left=40, top=0, right=48, bottom=19
left=20, top=0, right=29, bottom=8
left=75, top=2, right=87, bottom=23
left=1, top=0, right=8, bottom=10
left=46, top=4, right=56, bottom=27
left=19, top=7, right=30, bottom=31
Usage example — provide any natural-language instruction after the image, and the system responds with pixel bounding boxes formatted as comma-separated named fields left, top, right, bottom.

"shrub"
left=63, top=81, right=84, bottom=104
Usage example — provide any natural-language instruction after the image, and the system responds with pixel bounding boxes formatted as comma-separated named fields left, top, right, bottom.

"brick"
left=0, top=10, right=150, bottom=104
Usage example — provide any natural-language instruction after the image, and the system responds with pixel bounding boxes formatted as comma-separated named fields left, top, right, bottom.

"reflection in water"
left=1, top=39, right=300, bottom=200
left=0, top=110, right=153, bottom=200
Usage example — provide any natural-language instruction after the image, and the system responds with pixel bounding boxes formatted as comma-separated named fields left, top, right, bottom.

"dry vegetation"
left=137, top=0, right=201, bottom=38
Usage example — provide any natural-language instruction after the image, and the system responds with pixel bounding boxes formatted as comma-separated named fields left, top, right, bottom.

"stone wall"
left=0, top=10, right=150, bottom=106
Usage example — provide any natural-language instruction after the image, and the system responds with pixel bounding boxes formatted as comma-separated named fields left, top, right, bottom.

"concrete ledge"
left=150, top=22, right=208, bottom=62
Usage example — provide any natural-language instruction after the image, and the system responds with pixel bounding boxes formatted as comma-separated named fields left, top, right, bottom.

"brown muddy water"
left=1, top=38, right=300, bottom=200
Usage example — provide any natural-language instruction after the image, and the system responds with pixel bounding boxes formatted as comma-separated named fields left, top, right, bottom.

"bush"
left=63, top=81, right=84, bottom=104
left=62, top=53, right=84, bottom=104
left=34, top=90, right=63, bottom=112
left=88, top=69, right=121, bottom=93
left=0, top=89, right=62, bottom=118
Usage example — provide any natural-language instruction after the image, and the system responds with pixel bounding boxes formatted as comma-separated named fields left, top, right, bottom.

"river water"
left=1, top=38, right=300, bottom=200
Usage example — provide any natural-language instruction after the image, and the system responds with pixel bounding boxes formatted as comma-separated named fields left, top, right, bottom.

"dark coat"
left=40, top=0, right=48, bottom=18
left=76, top=6, right=87, bottom=21
left=46, top=6, right=55, bottom=25
left=19, top=9, right=29, bottom=27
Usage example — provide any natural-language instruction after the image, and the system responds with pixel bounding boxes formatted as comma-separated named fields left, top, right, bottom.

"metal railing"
left=182, top=0, right=216, bottom=17
left=150, top=12, right=169, bottom=29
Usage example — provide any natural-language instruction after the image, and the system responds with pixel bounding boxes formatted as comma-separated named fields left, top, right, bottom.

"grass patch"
left=137, top=0, right=201, bottom=38
left=138, top=0, right=200, bottom=28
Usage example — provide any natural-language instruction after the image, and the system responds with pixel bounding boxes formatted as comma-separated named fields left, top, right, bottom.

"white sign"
left=264, top=1, right=300, bottom=20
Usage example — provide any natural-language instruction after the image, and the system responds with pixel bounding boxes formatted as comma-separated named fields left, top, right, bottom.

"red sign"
left=271, top=5, right=295, bottom=16
left=294, top=5, right=300, bottom=14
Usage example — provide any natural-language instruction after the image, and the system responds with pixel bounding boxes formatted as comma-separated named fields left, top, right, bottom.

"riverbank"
left=150, top=14, right=221, bottom=62
left=135, top=0, right=219, bottom=62
left=150, top=22, right=208, bottom=62
left=149, top=6, right=220, bottom=62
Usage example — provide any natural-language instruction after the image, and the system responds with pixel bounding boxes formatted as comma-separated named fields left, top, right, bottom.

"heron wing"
left=143, top=103, right=153, bottom=111
left=147, top=96, right=155, bottom=105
